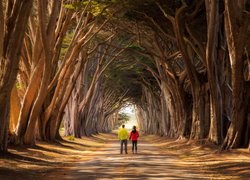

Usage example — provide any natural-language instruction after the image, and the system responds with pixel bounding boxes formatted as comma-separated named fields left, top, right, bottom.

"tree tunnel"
left=62, top=45, right=162, bottom=138
left=0, top=0, right=250, bottom=153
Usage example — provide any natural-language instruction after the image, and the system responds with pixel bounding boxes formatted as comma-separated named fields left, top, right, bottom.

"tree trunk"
left=222, top=0, right=250, bottom=149
left=190, top=83, right=209, bottom=139
left=15, top=59, right=43, bottom=143
left=205, top=0, right=223, bottom=144
left=22, top=0, right=63, bottom=145
left=0, top=0, right=33, bottom=152
left=50, top=54, right=86, bottom=140
left=173, top=5, right=210, bottom=140
left=0, top=95, right=10, bottom=152
left=9, top=86, right=20, bottom=134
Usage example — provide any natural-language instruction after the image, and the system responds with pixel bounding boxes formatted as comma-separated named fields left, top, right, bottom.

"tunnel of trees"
left=0, top=0, right=250, bottom=153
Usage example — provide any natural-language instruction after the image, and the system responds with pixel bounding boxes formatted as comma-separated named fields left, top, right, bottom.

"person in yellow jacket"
left=118, top=124, right=129, bottom=154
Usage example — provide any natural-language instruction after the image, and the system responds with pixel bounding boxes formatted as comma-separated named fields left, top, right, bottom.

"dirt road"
left=1, top=133, right=249, bottom=180
left=46, top=134, right=250, bottom=180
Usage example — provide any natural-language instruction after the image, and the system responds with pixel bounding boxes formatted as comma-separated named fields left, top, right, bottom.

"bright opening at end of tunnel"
left=119, top=105, right=138, bottom=131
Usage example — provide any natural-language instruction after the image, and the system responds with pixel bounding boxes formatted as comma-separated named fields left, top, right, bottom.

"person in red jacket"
left=129, top=126, right=139, bottom=154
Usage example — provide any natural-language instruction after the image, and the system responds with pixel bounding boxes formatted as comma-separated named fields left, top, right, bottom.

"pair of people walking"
left=118, top=125, right=139, bottom=154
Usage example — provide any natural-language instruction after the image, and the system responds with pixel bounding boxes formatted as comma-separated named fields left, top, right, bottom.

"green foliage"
left=16, top=82, right=23, bottom=90
left=59, top=31, right=74, bottom=61
left=119, top=112, right=130, bottom=121
left=64, top=4, right=75, bottom=10
left=63, top=0, right=119, bottom=16
left=102, top=41, right=159, bottom=103
left=68, top=135, right=75, bottom=141
left=115, top=112, right=130, bottom=128
left=127, top=44, right=145, bottom=51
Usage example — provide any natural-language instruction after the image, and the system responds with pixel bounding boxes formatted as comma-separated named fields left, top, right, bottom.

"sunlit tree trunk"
left=23, top=0, right=56, bottom=144
left=14, top=0, right=63, bottom=145
left=15, top=24, right=44, bottom=142
left=9, top=86, right=20, bottom=134
left=0, top=0, right=33, bottom=152
left=49, top=51, right=87, bottom=140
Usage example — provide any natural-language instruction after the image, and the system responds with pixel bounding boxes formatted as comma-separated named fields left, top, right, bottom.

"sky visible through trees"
left=119, top=105, right=138, bottom=130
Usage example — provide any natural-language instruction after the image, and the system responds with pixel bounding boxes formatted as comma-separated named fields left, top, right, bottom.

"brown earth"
left=0, top=133, right=249, bottom=180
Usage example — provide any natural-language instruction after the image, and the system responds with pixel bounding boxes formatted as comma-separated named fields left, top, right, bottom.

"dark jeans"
left=120, top=139, right=127, bottom=154
left=132, top=140, right=137, bottom=153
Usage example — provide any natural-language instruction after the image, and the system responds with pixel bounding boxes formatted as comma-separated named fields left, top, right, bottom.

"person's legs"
left=132, top=141, right=135, bottom=153
left=125, top=140, right=128, bottom=154
left=135, top=140, right=137, bottom=153
left=120, top=140, right=124, bottom=154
